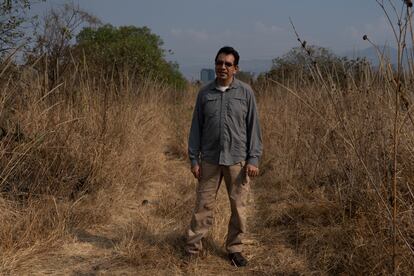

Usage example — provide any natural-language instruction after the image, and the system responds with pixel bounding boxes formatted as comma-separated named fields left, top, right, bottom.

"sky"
left=33, top=0, right=400, bottom=79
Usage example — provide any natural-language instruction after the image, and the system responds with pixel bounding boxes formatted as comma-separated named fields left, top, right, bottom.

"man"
left=185, top=46, right=262, bottom=267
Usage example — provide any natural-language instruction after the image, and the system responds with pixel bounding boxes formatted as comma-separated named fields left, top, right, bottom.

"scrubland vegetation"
left=1, top=0, right=414, bottom=275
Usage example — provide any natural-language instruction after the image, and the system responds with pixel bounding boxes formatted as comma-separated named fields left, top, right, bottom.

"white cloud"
left=167, top=23, right=293, bottom=61
left=170, top=28, right=209, bottom=41
left=254, top=21, right=285, bottom=34
left=345, top=16, right=395, bottom=46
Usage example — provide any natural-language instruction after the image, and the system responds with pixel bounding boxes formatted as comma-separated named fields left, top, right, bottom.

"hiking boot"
left=228, top=252, right=248, bottom=267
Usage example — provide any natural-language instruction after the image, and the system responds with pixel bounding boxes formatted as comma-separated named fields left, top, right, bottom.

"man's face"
left=215, top=53, right=238, bottom=83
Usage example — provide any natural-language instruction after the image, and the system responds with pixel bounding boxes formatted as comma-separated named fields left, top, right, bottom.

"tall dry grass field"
left=0, top=64, right=182, bottom=274
left=1, top=57, right=414, bottom=275
left=255, top=76, right=414, bottom=274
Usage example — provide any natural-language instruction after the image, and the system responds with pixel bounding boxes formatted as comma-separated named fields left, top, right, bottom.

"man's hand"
left=246, top=164, right=259, bottom=177
left=191, top=164, right=201, bottom=180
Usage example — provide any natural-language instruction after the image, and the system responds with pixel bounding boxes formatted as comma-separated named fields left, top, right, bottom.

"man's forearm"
left=246, top=94, right=263, bottom=167
left=188, top=94, right=202, bottom=167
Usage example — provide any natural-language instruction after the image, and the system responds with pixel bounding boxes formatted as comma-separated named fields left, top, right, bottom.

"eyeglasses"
left=215, top=60, right=234, bottom=68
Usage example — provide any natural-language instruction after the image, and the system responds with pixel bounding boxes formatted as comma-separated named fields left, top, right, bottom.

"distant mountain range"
left=179, top=46, right=410, bottom=81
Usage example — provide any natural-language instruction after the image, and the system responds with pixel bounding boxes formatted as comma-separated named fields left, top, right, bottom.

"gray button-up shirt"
left=188, top=78, right=262, bottom=167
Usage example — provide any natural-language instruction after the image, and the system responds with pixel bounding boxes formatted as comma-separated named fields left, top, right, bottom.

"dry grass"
left=254, top=77, right=414, bottom=274
left=1, top=57, right=414, bottom=275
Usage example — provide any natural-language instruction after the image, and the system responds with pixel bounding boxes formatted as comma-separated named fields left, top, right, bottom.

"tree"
left=0, top=0, right=42, bottom=56
left=236, top=71, right=254, bottom=84
left=75, top=24, right=186, bottom=88
left=26, top=2, right=101, bottom=88
left=266, top=45, right=370, bottom=87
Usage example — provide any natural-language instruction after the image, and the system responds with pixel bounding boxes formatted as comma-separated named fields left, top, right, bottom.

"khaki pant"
left=185, top=160, right=250, bottom=254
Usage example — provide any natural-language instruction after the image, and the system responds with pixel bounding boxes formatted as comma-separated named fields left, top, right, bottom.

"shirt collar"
left=209, top=77, right=242, bottom=91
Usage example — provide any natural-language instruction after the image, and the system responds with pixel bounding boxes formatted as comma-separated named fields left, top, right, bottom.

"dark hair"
left=215, top=46, right=240, bottom=66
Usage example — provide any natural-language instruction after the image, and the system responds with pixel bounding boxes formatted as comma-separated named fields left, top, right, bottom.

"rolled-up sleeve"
left=246, top=91, right=262, bottom=167
left=188, top=93, right=203, bottom=167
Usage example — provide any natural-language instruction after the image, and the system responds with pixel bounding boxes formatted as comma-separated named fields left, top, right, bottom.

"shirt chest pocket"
left=203, top=96, right=219, bottom=117
left=228, top=96, right=248, bottom=118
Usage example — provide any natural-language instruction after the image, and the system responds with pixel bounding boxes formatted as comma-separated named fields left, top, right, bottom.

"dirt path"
left=25, top=144, right=311, bottom=275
